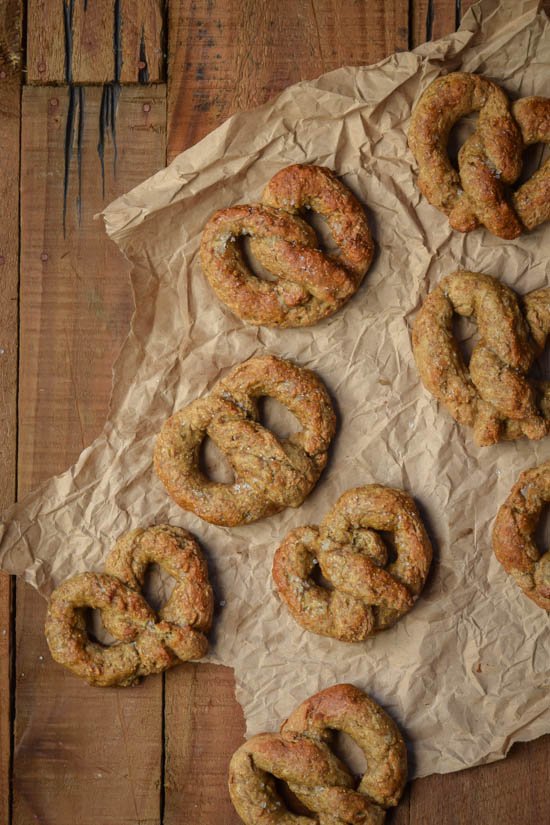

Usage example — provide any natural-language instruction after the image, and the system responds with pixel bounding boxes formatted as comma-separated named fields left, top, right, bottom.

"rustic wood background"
left=1, top=1, right=549, bottom=823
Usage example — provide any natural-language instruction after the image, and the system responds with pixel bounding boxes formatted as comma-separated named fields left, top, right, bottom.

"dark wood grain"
left=0, top=2, right=21, bottom=822
left=13, top=84, right=166, bottom=825
left=167, top=0, right=409, bottom=160
left=410, top=735, right=550, bottom=825
left=164, top=664, right=245, bottom=825
left=27, top=0, right=165, bottom=84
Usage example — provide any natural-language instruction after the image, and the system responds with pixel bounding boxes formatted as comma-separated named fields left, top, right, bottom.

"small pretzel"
left=200, top=164, right=374, bottom=327
left=45, top=525, right=213, bottom=686
left=228, top=683, right=407, bottom=825
left=412, top=271, right=550, bottom=446
left=273, top=485, right=433, bottom=641
left=493, top=460, right=550, bottom=611
left=408, top=73, right=550, bottom=238
left=154, top=354, right=336, bottom=526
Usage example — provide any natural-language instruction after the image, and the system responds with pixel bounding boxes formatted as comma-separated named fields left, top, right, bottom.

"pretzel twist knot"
left=45, top=525, right=213, bottom=686
left=154, top=355, right=336, bottom=526
left=273, top=485, right=433, bottom=641
left=493, top=460, right=550, bottom=611
left=229, top=684, right=407, bottom=825
left=413, top=271, right=550, bottom=447
left=408, top=73, right=550, bottom=239
left=200, top=164, right=374, bottom=327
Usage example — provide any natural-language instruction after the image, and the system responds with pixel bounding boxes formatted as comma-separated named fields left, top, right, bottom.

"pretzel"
left=273, top=485, right=433, bottom=641
left=200, top=164, right=374, bottom=327
left=228, top=683, right=407, bottom=825
left=408, top=73, right=550, bottom=238
left=412, top=270, right=550, bottom=446
left=45, top=525, right=213, bottom=686
left=154, top=354, right=336, bottom=526
left=493, top=460, right=550, bottom=611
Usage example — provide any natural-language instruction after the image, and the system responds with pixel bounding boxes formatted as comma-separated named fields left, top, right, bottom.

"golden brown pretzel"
left=273, top=485, right=433, bottom=641
left=45, top=525, right=213, bottom=686
left=493, top=460, right=550, bottom=611
left=228, top=683, right=407, bottom=825
left=412, top=271, right=550, bottom=446
left=154, top=355, right=336, bottom=526
left=408, top=73, right=550, bottom=239
left=200, top=164, right=374, bottom=327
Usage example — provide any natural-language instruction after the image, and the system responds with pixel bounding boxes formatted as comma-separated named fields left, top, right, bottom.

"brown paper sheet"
left=1, top=0, right=549, bottom=778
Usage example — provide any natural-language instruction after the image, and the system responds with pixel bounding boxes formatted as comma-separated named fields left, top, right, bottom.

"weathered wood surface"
left=26, top=0, right=165, bottom=84
left=4, top=1, right=550, bottom=824
left=167, top=0, right=409, bottom=160
left=14, top=85, right=167, bottom=825
left=0, top=2, right=22, bottom=822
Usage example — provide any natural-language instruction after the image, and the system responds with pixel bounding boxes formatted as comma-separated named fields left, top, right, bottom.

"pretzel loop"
left=493, top=460, right=550, bottom=611
left=45, top=526, right=213, bottom=686
left=229, top=684, right=407, bottom=825
left=273, top=485, right=433, bottom=641
left=200, top=164, right=374, bottom=327
left=412, top=271, right=550, bottom=446
left=409, top=73, right=550, bottom=238
left=154, top=355, right=336, bottom=526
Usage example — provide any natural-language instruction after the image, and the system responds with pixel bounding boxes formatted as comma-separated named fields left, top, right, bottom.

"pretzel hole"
left=84, top=609, right=118, bottom=646
left=534, top=504, right=550, bottom=555
left=309, top=560, right=334, bottom=590
left=258, top=396, right=302, bottom=441
left=448, top=114, right=478, bottom=170
left=199, top=436, right=235, bottom=484
left=331, top=730, right=368, bottom=779
left=376, top=531, right=398, bottom=566
left=273, top=779, right=315, bottom=816
left=453, top=314, right=479, bottom=365
left=142, top=562, right=176, bottom=613
left=515, top=142, right=549, bottom=187
left=300, top=209, right=340, bottom=257
left=239, top=236, right=279, bottom=282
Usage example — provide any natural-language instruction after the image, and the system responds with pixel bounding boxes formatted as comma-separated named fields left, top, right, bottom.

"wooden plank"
left=410, top=735, right=550, bottom=824
left=412, top=0, right=457, bottom=45
left=164, top=665, right=245, bottom=825
left=13, top=84, right=166, bottom=825
left=26, top=0, right=65, bottom=83
left=27, top=0, right=165, bottom=84
left=167, top=0, right=409, bottom=161
left=119, top=0, right=165, bottom=84
left=0, top=2, right=22, bottom=822
left=71, top=0, right=114, bottom=83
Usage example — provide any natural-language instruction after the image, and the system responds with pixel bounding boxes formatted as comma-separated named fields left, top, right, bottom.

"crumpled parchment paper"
left=1, top=0, right=549, bottom=779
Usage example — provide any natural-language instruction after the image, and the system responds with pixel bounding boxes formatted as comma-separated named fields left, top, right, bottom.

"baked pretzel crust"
left=200, top=164, right=374, bottom=327
left=154, top=355, right=336, bottom=526
left=493, top=461, right=550, bottom=611
left=408, top=73, right=550, bottom=238
left=228, top=683, right=407, bottom=825
left=273, top=485, right=432, bottom=641
left=45, top=525, right=213, bottom=686
left=412, top=270, right=550, bottom=446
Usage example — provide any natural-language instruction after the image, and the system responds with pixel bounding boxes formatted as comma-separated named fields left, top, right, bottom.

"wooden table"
left=1, top=2, right=549, bottom=823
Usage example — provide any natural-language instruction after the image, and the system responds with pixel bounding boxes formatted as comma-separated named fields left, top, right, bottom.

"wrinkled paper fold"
left=1, top=0, right=549, bottom=778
